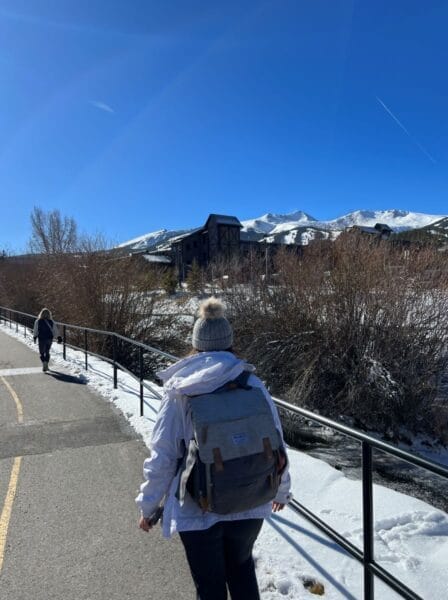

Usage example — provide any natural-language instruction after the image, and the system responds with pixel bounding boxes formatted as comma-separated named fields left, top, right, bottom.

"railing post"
left=362, top=441, right=374, bottom=600
left=9, top=309, right=11, bottom=328
left=63, top=325, right=66, bottom=360
left=113, top=335, right=118, bottom=389
left=84, top=329, right=88, bottom=370
left=16, top=318, right=18, bottom=332
left=139, top=346, right=144, bottom=416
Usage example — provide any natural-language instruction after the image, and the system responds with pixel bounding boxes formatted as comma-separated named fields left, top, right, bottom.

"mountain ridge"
left=119, top=209, right=447, bottom=251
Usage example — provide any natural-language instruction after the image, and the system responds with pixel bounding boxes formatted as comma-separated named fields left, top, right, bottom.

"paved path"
left=0, top=329, right=194, bottom=599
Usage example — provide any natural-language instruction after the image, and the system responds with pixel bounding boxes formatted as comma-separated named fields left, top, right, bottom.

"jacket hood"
left=156, top=351, right=254, bottom=396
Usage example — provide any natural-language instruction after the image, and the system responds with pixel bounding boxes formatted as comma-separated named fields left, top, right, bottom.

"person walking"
left=33, top=308, right=60, bottom=371
left=136, top=297, right=291, bottom=600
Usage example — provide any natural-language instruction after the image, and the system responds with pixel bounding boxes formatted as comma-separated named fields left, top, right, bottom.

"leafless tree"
left=29, top=207, right=78, bottom=254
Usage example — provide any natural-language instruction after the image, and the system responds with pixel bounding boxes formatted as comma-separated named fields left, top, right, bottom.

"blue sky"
left=1, top=1, right=447, bottom=251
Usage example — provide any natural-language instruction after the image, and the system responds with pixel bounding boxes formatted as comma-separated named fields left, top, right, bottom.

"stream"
left=280, top=413, right=448, bottom=514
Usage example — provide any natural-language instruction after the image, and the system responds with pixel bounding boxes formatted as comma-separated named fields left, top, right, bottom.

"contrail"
left=376, top=96, right=436, bottom=164
left=90, top=100, right=115, bottom=114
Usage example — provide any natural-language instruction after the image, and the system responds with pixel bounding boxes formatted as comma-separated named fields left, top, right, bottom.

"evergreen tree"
left=186, top=259, right=203, bottom=295
left=162, top=268, right=178, bottom=296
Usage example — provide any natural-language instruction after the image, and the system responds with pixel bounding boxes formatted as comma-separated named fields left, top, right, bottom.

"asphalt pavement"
left=0, top=329, right=194, bottom=599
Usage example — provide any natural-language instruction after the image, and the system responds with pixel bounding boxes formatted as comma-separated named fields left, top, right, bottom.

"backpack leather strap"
left=213, top=447, right=224, bottom=471
left=232, top=370, right=252, bottom=390
left=262, top=437, right=274, bottom=460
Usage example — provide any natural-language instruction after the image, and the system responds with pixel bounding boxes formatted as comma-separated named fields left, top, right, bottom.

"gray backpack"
left=178, top=372, right=285, bottom=514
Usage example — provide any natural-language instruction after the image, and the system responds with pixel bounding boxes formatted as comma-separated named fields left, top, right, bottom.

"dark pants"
left=38, top=338, right=52, bottom=363
left=179, top=519, right=263, bottom=600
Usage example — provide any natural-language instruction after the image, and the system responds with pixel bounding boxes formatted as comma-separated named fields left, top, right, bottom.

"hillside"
left=392, top=217, right=448, bottom=246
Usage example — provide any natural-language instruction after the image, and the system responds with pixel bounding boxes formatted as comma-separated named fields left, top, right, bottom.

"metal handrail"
left=1, top=305, right=447, bottom=600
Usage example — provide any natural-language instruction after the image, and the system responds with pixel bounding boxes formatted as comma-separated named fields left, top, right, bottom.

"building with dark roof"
left=347, top=222, right=393, bottom=240
left=169, top=214, right=243, bottom=279
left=133, top=213, right=301, bottom=280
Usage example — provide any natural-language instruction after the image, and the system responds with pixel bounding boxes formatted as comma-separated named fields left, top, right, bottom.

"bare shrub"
left=0, top=257, right=42, bottom=313
left=39, top=243, right=154, bottom=335
left=226, top=238, right=448, bottom=438
left=2, top=222, right=186, bottom=357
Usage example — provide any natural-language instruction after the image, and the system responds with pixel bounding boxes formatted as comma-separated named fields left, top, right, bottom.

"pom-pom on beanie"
left=192, top=297, right=233, bottom=351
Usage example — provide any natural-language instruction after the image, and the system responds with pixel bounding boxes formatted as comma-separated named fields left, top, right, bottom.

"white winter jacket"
left=135, top=351, right=292, bottom=539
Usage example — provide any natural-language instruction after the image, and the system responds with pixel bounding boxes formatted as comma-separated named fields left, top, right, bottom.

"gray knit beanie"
left=192, top=297, right=233, bottom=351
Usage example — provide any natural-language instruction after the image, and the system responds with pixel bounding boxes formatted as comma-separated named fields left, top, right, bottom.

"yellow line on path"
left=1, top=376, right=24, bottom=423
left=0, top=377, right=24, bottom=573
left=0, top=456, right=22, bottom=573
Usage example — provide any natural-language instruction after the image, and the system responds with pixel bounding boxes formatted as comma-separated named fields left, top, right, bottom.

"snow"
left=2, top=322, right=447, bottom=599
left=263, top=227, right=341, bottom=246
left=241, top=209, right=446, bottom=236
left=242, top=212, right=317, bottom=234
left=142, top=254, right=172, bottom=264
left=116, top=229, right=168, bottom=248
left=325, top=210, right=446, bottom=232
left=117, top=228, right=191, bottom=251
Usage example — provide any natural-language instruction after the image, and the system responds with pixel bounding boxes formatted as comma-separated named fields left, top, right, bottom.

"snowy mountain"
left=241, top=209, right=444, bottom=234
left=119, top=209, right=447, bottom=250
left=240, top=209, right=445, bottom=245
left=242, top=211, right=316, bottom=235
left=319, top=209, right=445, bottom=232
left=117, top=228, right=190, bottom=251
left=261, top=227, right=340, bottom=246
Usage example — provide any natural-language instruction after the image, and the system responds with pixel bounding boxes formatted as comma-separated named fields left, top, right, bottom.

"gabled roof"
left=204, top=214, right=242, bottom=228
left=169, top=227, right=203, bottom=245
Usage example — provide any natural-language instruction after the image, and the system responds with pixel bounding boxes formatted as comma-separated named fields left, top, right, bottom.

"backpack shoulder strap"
left=187, top=370, right=253, bottom=400
left=232, top=370, right=252, bottom=390
left=204, top=370, right=253, bottom=396
left=43, top=319, right=54, bottom=335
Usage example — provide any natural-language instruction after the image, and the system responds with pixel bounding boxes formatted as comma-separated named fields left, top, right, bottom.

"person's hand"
left=139, top=515, right=154, bottom=532
left=272, top=501, right=285, bottom=512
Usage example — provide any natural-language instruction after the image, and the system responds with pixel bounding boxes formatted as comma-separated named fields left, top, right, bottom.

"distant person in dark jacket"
left=33, top=308, right=60, bottom=371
